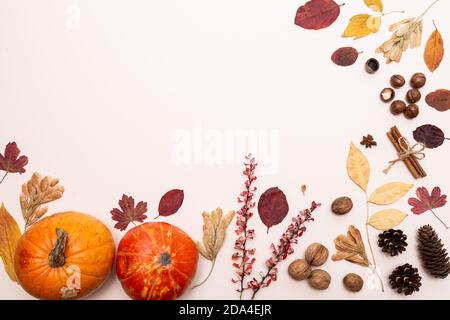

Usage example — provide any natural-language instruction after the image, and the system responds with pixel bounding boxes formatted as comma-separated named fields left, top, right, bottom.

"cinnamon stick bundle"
left=386, top=126, right=427, bottom=179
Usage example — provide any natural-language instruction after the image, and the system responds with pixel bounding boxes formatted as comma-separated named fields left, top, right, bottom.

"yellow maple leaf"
left=0, top=203, right=22, bottom=282
left=364, top=0, right=383, bottom=13
left=343, top=14, right=381, bottom=40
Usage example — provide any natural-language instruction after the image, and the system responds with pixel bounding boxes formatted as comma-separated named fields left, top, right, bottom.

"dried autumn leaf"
left=413, top=124, right=447, bottom=149
left=342, top=14, right=381, bottom=40
left=364, top=0, right=383, bottom=13
left=332, top=225, right=369, bottom=267
left=331, top=47, right=360, bottom=66
left=347, top=142, right=370, bottom=192
left=368, top=209, right=407, bottom=230
left=258, top=187, right=289, bottom=233
left=426, top=89, right=450, bottom=112
left=20, top=172, right=64, bottom=228
left=0, top=203, right=21, bottom=282
left=369, top=182, right=414, bottom=205
left=301, top=184, right=307, bottom=196
left=158, top=189, right=184, bottom=217
left=194, top=208, right=235, bottom=288
left=0, top=142, right=29, bottom=184
left=424, top=23, right=444, bottom=72
left=408, top=186, right=449, bottom=230
left=110, top=194, right=148, bottom=231
left=295, top=0, right=342, bottom=30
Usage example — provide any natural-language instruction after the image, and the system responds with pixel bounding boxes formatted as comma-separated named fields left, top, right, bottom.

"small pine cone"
left=378, top=229, right=407, bottom=256
left=418, top=225, right=450, bottom=279
left=389, top=263, right=421, bottom=296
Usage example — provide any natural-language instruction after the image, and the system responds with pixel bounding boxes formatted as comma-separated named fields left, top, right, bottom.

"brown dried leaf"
left=332, top=225, right=369, bottom=267
left=0, top=203, right=21, bottom=282
left=20, top=172, right=64, bottom=228
left=426, top=89, right=450, bottom=112
left=424, top=23, right=444, bottom=72
left=331, top=47, right=360, bottom=66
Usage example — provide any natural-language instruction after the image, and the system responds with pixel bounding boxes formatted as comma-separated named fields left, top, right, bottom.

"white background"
left=1, top=0, right=449, bottom=300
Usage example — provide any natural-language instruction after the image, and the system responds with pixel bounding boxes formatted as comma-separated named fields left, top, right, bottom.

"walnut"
left=288, top=259, right=311, bottom=281
left=331, top=196, right=353, bottom=215
left=305, top=243, right=329, bottom=266
left=343, top=273, right=364, bottom=292
left=308, top=269, right=331, bottom=290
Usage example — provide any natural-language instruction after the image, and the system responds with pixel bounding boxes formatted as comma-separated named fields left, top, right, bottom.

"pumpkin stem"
left=48, top=228, right=68, bottom=268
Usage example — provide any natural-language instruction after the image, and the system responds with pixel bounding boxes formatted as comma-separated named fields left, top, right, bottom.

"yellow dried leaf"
left=0, top=203, right=21, bottom=282
left=368, top=209, right=407, bottom=230
left=347, top=142, right=370, bottom=191
left=369, top=182, right=414, bottom=205
left=424, top=24, right=444, bottom=72
left=364, top=0, right=383, bottom=13
left=343, top=14, right=381, bottom=39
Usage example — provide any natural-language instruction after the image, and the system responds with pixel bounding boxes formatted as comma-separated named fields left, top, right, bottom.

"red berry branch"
left=232, top=154, right=257, bottom=299
left=248, top=201, right=320, bottom=300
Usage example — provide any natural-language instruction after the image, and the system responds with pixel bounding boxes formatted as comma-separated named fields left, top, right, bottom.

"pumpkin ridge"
left=67, top=241, right=115, bottom=258
left=21, top=236, right=48, bottom=258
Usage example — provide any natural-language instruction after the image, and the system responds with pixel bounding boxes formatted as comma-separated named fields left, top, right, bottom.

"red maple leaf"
left=408, top=186, right=448, bottom=229
left=0, top=142, right=29, bottom=184
left=110, top=194, right=148, bottom=231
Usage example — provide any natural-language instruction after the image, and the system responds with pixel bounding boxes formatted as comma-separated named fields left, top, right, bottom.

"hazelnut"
left=308, top=269, right=331, bottom=290
left=404, top=103, right=419, bottom=119
left=305, top=243, right=329, bottom=266
left=343, top=273, right=364, bottom=292
left=365, top=58, right=379, bottom=74
left=406, top=88, right=421, bottom=103
left=288, top=259, right=311, bottom=281
left=390, top=100, right=406, bottom=115
left=380, top=87, right=395, bottom=103
left=390, top=74, right=405, bottom=88
left=410, top=72, right=426, bottom=88
left=331, top=196, right=353, bottom=215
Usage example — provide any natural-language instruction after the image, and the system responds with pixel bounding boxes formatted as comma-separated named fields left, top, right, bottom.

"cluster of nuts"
left=288, top=243, right=331, bottom=290
left=379, top=72, right=427, bottom=119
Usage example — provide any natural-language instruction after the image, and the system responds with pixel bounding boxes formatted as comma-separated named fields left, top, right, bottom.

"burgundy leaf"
left=158, top=189, right=184, bottom=217
left=295, top=0, right=342, bottom=30
left=425, top=89, right=450, bottom=112
left=413, top=124, right=446, bottom=149
left=408, top=187, right=447, bottom=215
left=110, top=194, right=148, bottom=231
left=331, top=47, right=360, bottom=66
left=0, top=142, right=28, bottom=175
left=258, top=187, right=289, bottom=233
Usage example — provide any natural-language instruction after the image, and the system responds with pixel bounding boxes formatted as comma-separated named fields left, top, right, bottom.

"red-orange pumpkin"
left=116, top=222, right=198, bottom=300
left=14, top=212, right=115, bottom=300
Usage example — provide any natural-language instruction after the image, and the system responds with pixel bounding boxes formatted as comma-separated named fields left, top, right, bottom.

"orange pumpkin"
left=14, top=212, right=115, bottom=300
left=116, top=222, right=198, bottom=300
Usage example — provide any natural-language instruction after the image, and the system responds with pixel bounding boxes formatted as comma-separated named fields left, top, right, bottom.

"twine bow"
left=383, top=137, right=425, bottom=174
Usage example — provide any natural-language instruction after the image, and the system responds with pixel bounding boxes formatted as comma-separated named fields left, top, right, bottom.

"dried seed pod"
left=305, top=243, right=329, bottom=266
left=288, top=259, right=311, bottom=281
left=331, top=196, right=353, bottom=215
left=343, top=273, right=364, bottom=292
left=308, top=269, right=331, bottom=290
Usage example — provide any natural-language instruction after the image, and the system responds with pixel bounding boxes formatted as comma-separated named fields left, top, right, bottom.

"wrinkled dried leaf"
left=343, top=14, right=381, bottom=39
left=332, top=225, right=369, bottom=267
left=20, top=172, right=64, bottom=228
left=158, top=189, right=184, bottom=217
left=426, top=89, right=450, bottom=112
left=364, top=0, right=383, bottom=12
left=368, top=209, right=407, bottom=230
left=413, top=124, right=446, bottom=149
left=331, top=47, right=360, bottom=66
left=258, top=187, right=289, bottom=233
left=0, top=203, right=21, bottom=282
left=424, top=24, right=444, bottom=72
left=295, top=0, right=341, bottom=30
left=369, top=182, right=414, bottom=205
left=347, top=142, right=370, bottom=191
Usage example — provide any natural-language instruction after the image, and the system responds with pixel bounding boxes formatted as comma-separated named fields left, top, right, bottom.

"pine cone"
left=418, top=225, right=450, bottom=279
left=378, top=229, right=407, bottom=256
left=389, top=263, right=421, bottom=296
